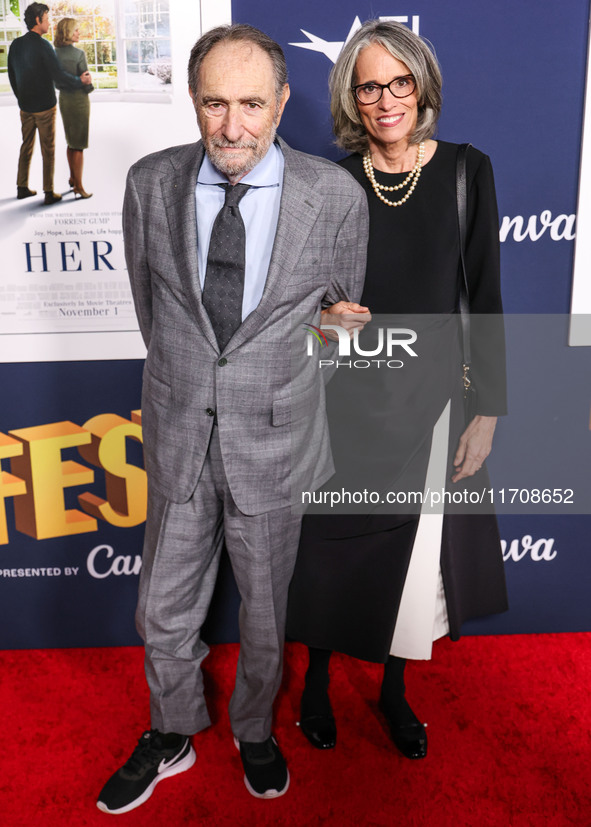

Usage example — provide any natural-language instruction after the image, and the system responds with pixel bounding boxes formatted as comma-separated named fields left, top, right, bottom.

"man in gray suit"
left=97, top=24, right=368, bottom=814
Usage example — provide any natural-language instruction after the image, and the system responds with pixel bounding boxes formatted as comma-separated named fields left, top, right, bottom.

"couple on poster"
left=8, top=2, right=93, bottom=204
left=96, top=19, right=506, bottom=815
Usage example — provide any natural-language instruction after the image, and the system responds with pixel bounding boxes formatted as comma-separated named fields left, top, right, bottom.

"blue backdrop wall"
left=0, top=0, right=589, bottom=648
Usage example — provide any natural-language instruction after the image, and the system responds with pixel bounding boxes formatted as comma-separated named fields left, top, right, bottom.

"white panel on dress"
left=389, top=400, right=451, bottom=660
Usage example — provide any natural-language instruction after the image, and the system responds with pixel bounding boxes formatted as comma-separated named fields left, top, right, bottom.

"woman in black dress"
left=287, top=19, right=507, bottom=759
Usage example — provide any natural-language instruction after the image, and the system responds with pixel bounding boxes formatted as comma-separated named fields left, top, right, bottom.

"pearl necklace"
left=362, top=142, right=425, bottom=207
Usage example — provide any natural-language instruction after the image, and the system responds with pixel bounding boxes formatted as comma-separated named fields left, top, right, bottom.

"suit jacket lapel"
left=160, top=141, right=219, bottom=352
left=226, top=137, right=323, bottom=352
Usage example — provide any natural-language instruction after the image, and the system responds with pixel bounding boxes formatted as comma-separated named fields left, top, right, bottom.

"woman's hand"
left=320, top=301, right=371, bottom=340
left=452, top=415, right=497, bottom=483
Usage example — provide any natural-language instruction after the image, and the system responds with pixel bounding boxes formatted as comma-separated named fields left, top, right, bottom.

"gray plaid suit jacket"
left=123, top=136, right=368, bottom=515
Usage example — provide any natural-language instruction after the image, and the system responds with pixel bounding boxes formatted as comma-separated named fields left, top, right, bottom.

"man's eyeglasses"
left=352, top=75, right=416, bottom=105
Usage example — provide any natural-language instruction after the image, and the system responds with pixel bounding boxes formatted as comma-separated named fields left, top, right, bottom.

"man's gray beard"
left=204, top=125, right=277, bottom=179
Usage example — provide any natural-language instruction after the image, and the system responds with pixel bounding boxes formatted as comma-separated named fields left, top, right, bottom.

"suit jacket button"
left=218, top=358, right=227, bottom=367
left=205, top=408, right=215, bottom=417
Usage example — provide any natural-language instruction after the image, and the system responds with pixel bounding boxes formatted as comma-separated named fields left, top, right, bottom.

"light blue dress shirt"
left=195, top=142, right=285, bottom=321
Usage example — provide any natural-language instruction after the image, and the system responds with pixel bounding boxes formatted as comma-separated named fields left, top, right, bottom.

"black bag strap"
left=456, top=142, right=472, bottom=392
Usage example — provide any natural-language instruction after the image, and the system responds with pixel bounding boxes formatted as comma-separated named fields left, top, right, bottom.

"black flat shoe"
left=299, top=712, right=337, bottom=750
left=379, top=698, right=427, bottom=759
left=388, top=720, right=427, bottom=759
left=298, top=688, right=337, bottom=749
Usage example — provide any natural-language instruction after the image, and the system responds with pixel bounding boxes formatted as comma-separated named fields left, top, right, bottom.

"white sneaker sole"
left=233, top=736, right=290, bottom=799
left=96, top=744, right=196, bottom=815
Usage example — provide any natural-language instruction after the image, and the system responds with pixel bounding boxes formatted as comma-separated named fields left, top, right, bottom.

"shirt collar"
left=197, top=141, right=281, bottom=188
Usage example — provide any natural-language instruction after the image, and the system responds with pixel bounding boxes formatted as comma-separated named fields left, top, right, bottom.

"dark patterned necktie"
left=202, top=183, right=250, bottom=351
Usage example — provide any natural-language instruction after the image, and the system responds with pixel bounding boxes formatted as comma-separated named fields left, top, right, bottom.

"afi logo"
left=290, top=15, right=421, bottom=64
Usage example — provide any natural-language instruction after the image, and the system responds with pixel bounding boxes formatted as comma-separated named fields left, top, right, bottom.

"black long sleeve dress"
left=287, top=141, right=508, bottom=664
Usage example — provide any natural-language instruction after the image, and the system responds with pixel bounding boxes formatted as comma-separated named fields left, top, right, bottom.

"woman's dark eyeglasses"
left=352, top=75, right=416, bottom=105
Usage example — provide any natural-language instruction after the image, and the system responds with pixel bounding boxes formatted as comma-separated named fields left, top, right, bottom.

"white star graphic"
left=289, top=17, right=362, bottom=64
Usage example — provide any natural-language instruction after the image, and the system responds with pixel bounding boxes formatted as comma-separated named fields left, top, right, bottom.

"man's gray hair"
left=330, top=20, right=442, bottom=154
left=188, top=24, right=288, bottom=101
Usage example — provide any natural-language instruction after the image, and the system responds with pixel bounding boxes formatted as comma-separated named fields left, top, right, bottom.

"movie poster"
left=0, top=0, right=233, bottom=648
left=0, top=0, right=230, bottom=362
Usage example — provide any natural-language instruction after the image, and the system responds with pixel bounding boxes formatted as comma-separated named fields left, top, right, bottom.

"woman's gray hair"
left=330, top=20, right=442, bottom=153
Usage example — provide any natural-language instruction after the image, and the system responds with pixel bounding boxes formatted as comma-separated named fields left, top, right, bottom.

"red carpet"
left=2, top=635, right=590, bottom=826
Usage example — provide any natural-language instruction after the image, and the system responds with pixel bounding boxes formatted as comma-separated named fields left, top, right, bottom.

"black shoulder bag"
left=456, top=142, right=478, bottom=421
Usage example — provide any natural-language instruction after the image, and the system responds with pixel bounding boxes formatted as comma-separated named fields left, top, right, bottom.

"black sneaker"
left=97, top=730, right=196, bottom=814
left=234, top=735, right=289, bottom=799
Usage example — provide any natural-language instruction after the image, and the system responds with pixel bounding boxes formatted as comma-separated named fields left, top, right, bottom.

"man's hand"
left=80, top=71, right=92, bottom=85
left=320, top=301, right=371, bottom=340
left=452, top=415, right=497, bottom=483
